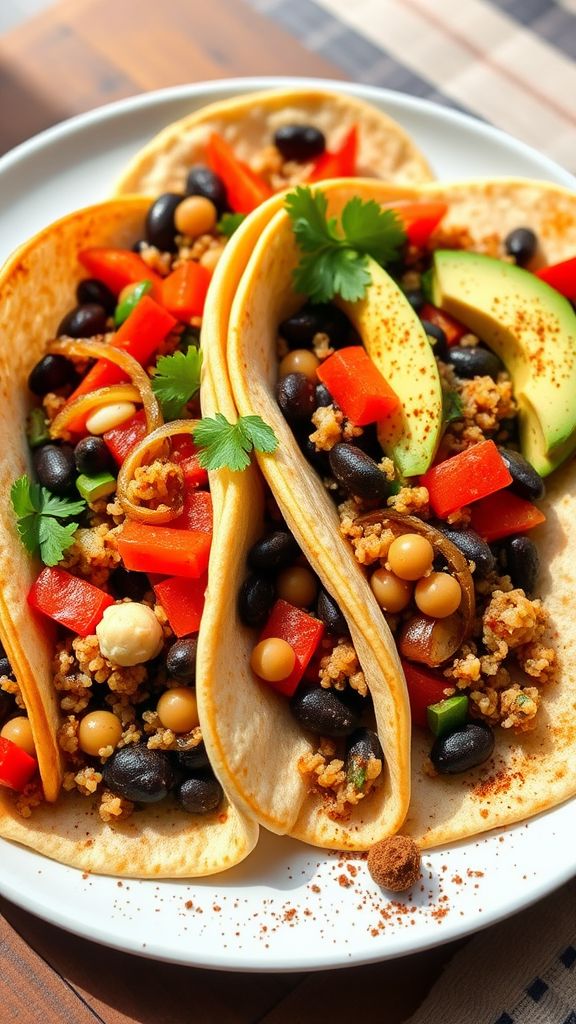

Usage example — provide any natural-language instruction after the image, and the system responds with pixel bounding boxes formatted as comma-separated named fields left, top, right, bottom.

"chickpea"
left=251, top=638, right=295, bottom=682
left=96, top=603, right=164, bottom=666
left=388, top=534, right=434, bottom=581
left=1, top=717, right=35, bottom=758
left=174, top=196, right=217, bottom=238
left=370, top=567, right=413, bottom=613
left=78, top=711, right=123, bottom=757
left=414, top=572, right=462, bottom=618
left=86, top=401, right=137, bottom=436
left=279, top=349, right=320, bottom=381
left=276, top=566, right=318, bottom=609
left=156, top=688, right=199, bottom=733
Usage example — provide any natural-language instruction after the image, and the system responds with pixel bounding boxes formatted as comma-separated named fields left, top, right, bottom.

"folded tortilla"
left=0, top=198, right=258, bottom=876
left=113, top=87, right=434, bottom=197
left=224, top=177, right=576, bottom=849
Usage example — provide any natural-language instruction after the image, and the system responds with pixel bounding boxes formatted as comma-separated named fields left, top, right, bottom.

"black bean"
left=498, top=535, right=540, bottom=593
left=299, top=434, right=331, bottom=477
left=277, top=372, right=316, bottom=424
left=432, top=523, right=495, bottom=577
left=405, top=289, right=425, bottom=313
left=505, top=227, right=537, bottom=267
left=28, top=354, right=77, bottom=396
left=430, top=721, right=495, bottom=774
left=0, top=655, right=15, bottom=680
left=316, top=589, right=350, bottom=638
left=33, top=444, right=77, bottom=496
left=178, top=743, right=210, bottom=772
left=345, top=728, right=384, bottom=783
left=57, top=303, right=108, bottom=338
left=166, top=638, right=198, bottom=683
left=273, top=124, right=326, bottom=162
left=238, top=573, right=276, bottom=628
left=109, top=566, right=150, bottom=603
left=132, top=240, right=147, bottom=253
left=0, top=689, right=15, bottom=726
left=76, top=278, right=116, bottom=315
left=446, top=345, right=503, bottom=380
left=498, top=447, right=545, bottom=501
left=279, top=304, right=350, bottom=348
left=420, top=318, right=448, bottom=360
left=290, top=686, right=360, bottom=737
left=353, top=423, right=383, bottom=463
left=315, top=383, right=333, bottom=408
left=248, top=531, right=300, bottom=573
left=185, top=165, right=228, bottom=215
left=145, top=193, right=182, bottom=252
left=176, top=772, right=223, bottom=814
left=74, top=436, right=115, bottom=476
left=102, top=744, right=175, bottom=803
left=328, top=443, right=389, bottom=501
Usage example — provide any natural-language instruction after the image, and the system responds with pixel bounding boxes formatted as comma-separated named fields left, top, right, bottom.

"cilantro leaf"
left=442, top=389, right=463, bottom=426
left=285, top=186, right=406, bottom=303
left=10, top=475, right=85, bottom=566
left=347, top=761, right=367, bottom=791
left=193, top=414, right=278, bottom=472
left=217, top=213, right=246, bottom=238
left=151, top=347, right=203, bottom=420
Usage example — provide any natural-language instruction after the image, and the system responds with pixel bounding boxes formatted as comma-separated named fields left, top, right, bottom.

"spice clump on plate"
left=367, top=835, right=421, bottom=891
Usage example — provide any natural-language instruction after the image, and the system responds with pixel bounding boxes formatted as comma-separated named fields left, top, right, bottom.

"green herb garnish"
left=151, top=346, right=203, bottom=420
left=217, top=212, right=246, bottom=238
left=285, top=186, right=406, bottom=303
left=11, top=476, right=86, bottom=566
left=442, top=389, right=464, bottom=425
left=114, top=279, right=152, bottom=326
left=193, top=414, right=278, bottom=472
left=347, top=761, right=367, bottom=791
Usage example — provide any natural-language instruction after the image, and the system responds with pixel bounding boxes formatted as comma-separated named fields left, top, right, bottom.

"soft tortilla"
left=0, top=198, right=258, bottom=876
left=113, top=87, right=434, bottom=198
left=225, top=177, right=576, bottom=849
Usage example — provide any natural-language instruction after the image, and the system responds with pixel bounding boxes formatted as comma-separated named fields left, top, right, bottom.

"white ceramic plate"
left=1, top=77, right=575, bottom=972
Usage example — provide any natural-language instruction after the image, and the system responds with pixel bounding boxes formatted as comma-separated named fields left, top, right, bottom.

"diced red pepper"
left=153, top=574, right=207, bottom=637
left=536, top=256, right=576, bottom=300
left=171, top=437, right=209, bottom=489
left=161, top=261, right=211, bottom=322
left=207, top=133, right=272, bottom=214
left=381, top=201, right=448, bottom=247
left=402, top=660, right=452, bottom=729
left=28, top=567, right=114, bottom=636
left=117, top=522, right=211, bottom=578
left=420, top=303, right=467, bottom=346
left=308, top=126, right=357, bottom=182
left=0, top=737, right=37, bottom=791
left=421, top=440, right=512, bottom=518
left=170, top=489, right=213, bottom=532
left=257, top=600, right=325, bottom=697
left=79, top=248, right=163, bottom=300
left=316, top=346, right=400, bottom=426
left=104, top=410, right=147, bottom=465
left=470, top=489, right=546, bottom=542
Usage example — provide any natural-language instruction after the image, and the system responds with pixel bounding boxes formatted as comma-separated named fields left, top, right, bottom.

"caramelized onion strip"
left=116, top=419, right=200, bottom=524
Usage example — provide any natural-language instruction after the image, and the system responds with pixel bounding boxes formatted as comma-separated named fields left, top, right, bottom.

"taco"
left=224, top=176, right=576, bottom=849
left=0, top=197, right=259, bottom=876
left=114, top=87, right=433, bottom=204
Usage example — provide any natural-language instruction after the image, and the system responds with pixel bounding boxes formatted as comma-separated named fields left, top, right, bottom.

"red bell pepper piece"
left=421, top=440, right=512, bottom=518
left=153, top=574, right=207, bottom=637
left=257, top=600, right=325, bottom=697
left=536, top=256, right=576, bottom=300
left=420, top=303, right=467, bottom=346
left=402, top=660, right=453, bottom=729
left=316, top=346, right=400, bottom=426
left=0, top=737, right=37, bottom=791
left=117, top=522, right=211, bottom=578
left=161, top=261, right=211, bottom=322
left=381, top=201, right=448, bottom=247
left=207, top=133, right=272, bottom=214
left=470, top=490, right=546, bottom=542
left=170, top=490, right=213, bottom=533
left=308, top=126, right=358, bottom=182
left=28, top=567, right=114, bottom=636
left=79, top=248, right=163, bottom=300
left=104, top=410, right=147, bottom=465
left=171, top=437, right=209, bottom=489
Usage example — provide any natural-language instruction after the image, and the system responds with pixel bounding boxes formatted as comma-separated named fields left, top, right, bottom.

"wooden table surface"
left=0, top=0, right=464, bottom=1019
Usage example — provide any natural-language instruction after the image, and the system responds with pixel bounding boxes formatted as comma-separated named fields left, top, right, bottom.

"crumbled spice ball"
left=387, top=485, right=429, bottom=517
left=318, top=640, right=367, bottom=697
left=125, top=459, right=183, bottom=514
left=60, top=523, right=122, bottom=588
left=367, top=835, right=421, bottom=892
left=310, top=404, right=362, bottom=452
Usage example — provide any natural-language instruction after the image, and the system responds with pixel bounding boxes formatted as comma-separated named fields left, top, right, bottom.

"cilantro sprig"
left=285, top=186, right=406, bottom=303
left=11, top=476, right=86, bottom=566
left=151, top=346, right=203, bottom=420
left=217, top=212, right=246, bottom=238
left=193, top=414, right=278, bottom=472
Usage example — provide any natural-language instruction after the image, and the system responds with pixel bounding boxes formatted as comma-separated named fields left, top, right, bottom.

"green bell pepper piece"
left=114, top=279, right=152, bottom=326
left=427, top=695, right=469, bottom=737
left=76, top=472, right=117, bottom=502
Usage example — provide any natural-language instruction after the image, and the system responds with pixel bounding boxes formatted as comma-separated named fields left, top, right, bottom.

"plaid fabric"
left=247, top=0, right=576, bottom=170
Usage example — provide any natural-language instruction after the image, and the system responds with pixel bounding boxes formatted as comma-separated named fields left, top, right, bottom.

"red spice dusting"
left=346, top=864, right=358, bottom=876
left=310, top=884, right=321, bottom=893
left=466, top=869, right=485, bottom=878
left=452, top=875, right=463, bottom=885
left=338, top=874, right=352, bottom=888
left=284, top=908, right=297, bottom=921
left=473, top=769, right=525, bottom=798
left=184, top=900, right=193, bottom=910
left=213, top=905, right=221, bottom=912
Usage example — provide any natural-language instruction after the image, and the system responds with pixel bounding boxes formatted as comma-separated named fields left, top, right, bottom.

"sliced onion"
left=116, top=419, right=200, bottom=524
left=50, top=384, right=142, bottom=439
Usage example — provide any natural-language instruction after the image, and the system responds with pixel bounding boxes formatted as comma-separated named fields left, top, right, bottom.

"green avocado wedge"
left=431, top=250, right=576, bottom=477
left=337, top=259, right=443, bottom=477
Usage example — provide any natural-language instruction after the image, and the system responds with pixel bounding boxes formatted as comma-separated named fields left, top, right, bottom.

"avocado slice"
left=431, top=250, right=576, bottom=477
left=336, top=259, right=443, bottom=477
